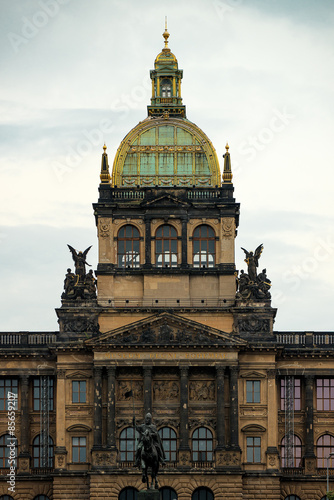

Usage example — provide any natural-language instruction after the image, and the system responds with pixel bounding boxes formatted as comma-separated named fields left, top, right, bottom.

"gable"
left=86, top=312, right=247, bottom=348
left=141, top=194, right=190, bottom=209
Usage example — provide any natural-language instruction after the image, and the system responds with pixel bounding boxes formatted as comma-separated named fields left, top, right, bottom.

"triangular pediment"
left=86, top=312, right=247, bottom=348
left=141, top=194, right=191, bottom=209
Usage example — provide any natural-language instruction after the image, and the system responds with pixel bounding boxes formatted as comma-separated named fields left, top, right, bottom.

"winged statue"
left=241, top=244, right=263, bottom=281
left=67, top=245, right=92, bottom=283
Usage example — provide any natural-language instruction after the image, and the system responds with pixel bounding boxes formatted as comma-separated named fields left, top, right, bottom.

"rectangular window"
left=72, top=437, right=86, bottom=463
left=72, top=381, right=86, bottom=403
left=316, top=378, right=334, bottom=411
left=33, top=377, right=54, bottom=411
left=246, top=380, right=260, bottom=403
left=246, top=437, right=261, bottom=463
left=280, top=378, right=301, bottom=410
left=0, top=379, right=18, bottom=411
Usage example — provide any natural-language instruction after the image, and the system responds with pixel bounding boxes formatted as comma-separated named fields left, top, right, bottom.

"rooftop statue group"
left=134, top=412, right=166, bottom=490
left=61, top=245, right=97, bottom=300
left=236, top=244, right=272, bottom=300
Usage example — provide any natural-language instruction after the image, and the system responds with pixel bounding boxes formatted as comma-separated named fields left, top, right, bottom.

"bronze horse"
left=140, top=429, right=159, bottom=489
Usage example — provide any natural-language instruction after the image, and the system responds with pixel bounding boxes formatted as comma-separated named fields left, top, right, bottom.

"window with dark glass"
left=0, top=379, right=18, bottom=411
left=117, top=225, right=140, bottom=268
left=120, top=427, right=138, bottom=461
left=155, top=225, right=178, bottom=268
left=161, top=79, right=172, bottom=98
left=281, top=434, right=302, bottom=467
left=0, top=434, right=17, bottom=468
left=160, top=487, right=177, bottom=500
left=192, top=427, right=213, bottom=462
left=159, top=427, right=177, bottom=462
left=119, top=488, right=138, bottom=500
left=0, top=495, right=14, bottom=500
left=192, top=487, right=214, bottom=500
left=33, top=377, right=54, bottom=411
left=246, top=436, right=261, bottom=463
left=33, top=496, right=51, bottom=500
left=72, top=381, right=86, bottom=403
left=246, top=380, right=260, bottom=403
left=280, top=378, right=301, bottom=410
left=72, top=437, right=86, bottom=463
left=193, top=225, right=215, bottom=268
left=32, top=434, right=54, bottom=468
left=316, top=378, right=334, bottom=411
left=284, top=496, right=301, bottom=500
left=316, top=434, right=334, bottom=468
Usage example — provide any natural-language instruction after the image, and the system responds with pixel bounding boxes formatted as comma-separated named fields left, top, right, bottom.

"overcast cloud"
left=0, top=0, right=333, bottom=332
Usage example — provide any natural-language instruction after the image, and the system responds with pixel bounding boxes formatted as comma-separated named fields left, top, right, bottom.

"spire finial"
left=163, top=16, right=169, bottom=49
left=223, top=142, right=233, bottom=184
left=100, top=143, right=110, bottom=184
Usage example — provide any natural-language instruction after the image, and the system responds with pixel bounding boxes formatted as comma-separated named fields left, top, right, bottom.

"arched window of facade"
left=316, top=434, right=334, bottom=468
left=161, top=79, right=172, bottom=98
left=192, top=427, right=213, bottom=462
left=117, top=225, right=141, bottom=268
left=32, top=435, right=54, bottom=468
left=160, top=487, right=178, bottom=500
left=155, top=225, right=178, bottom=268
left=119, top=487, right=138, bottom=500
left=193, top=225, right=216, bottom=268
left=119, top=427, right=138, bottom=462
left=281, top=435, right=302, bottom=467
left=0, top=495, right=14, bottom=500
left=192, top=487, right=214, bottom=500
left=0, top=434, right=17, bottom=468
left=33, top=496, right=51, bottom=500
left=158, top=427, right=177, bottom=462
left=284, top=496, right=301, bottom=500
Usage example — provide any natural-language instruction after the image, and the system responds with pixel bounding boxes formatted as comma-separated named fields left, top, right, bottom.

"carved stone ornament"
left=99, top=219, right=110, bottom=238
left=179, top=450, right=190, bottom=466
left=237, top=316, right=270, bottom=334
left=153, top=381, right=179, bottom=401
left=62, top=315, right=99, bottom=334
left=189, top=381, right=215, bottom=401
left=267, top=454, right=278, bottom=468
left=217, top=450, right=240, bottom=467
left=189, top=418, right=216, bottom=430
left=117, top=380, right=143, bottom=401
left=19, top=457, right=30, bottom=472
left=55, top=454, right=66, bottom=468
left=222, top=218, right=233, bottom=237
left=92, top=450, right=116, bottom=467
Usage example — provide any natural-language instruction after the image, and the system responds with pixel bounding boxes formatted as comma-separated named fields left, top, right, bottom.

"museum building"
left=0, top=27, right=334, bottom=500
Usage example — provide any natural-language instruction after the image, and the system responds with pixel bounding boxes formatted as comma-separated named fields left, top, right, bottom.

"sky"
left=0, top=0, right=334, bottom=332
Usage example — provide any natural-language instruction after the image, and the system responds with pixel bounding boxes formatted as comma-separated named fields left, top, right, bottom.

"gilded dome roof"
left=112, top=117, right=221, bottom=188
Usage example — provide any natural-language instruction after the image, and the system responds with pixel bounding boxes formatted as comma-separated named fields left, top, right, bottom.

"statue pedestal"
left=138, top=489, right=160, bottom=500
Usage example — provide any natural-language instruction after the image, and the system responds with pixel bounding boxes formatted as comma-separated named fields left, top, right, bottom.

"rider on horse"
left=134, top=412, right=166, bottom=468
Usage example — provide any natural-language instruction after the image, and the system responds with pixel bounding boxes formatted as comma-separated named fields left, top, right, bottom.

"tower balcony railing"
left=108, top=187, right=232, bottom=201
left=275, top=333, right=334, bottom=345
left=0, top=333, right=57, bottom=346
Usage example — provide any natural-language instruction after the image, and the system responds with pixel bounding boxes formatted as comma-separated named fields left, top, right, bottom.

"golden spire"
left=223, top=142, right=233, bottom=183
left=100, top=143, right=111, bottom=184
left=163, top=16, right=170, bottom=49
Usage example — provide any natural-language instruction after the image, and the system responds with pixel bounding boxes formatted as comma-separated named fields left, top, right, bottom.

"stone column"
left=143, top=367, right=152, bottom=414
left=181, top=219, right=188, bottom=267
left=216, top=366, right=225, bottom=449
left=93, top=367, right=103, bottom=448
left=107, top=367, right=116, bottom=448
left=144, top=218, right=152, bottom=267
left=55, top=369, right=67, bottom=470
left=20, top=375, right=29, bottom=454
left=304, top=374, right=316, bottom=473
left=266, top=369, right=279, bottom=469
left=179, top=367, right=190, bottom=450
left=229, top=366, right=240, bottom=449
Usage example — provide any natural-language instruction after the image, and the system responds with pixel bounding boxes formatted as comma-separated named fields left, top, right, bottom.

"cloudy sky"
left=1, top=0, right=333, bottom=332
